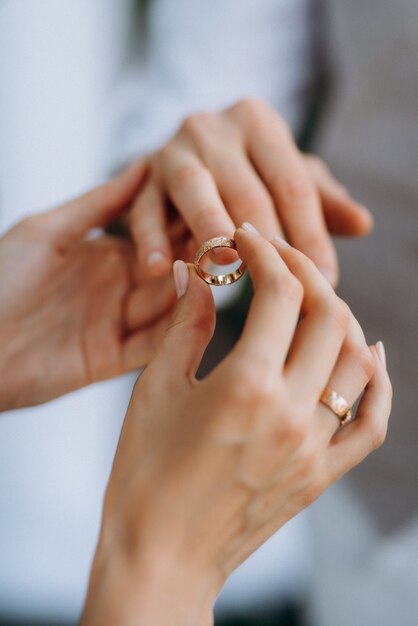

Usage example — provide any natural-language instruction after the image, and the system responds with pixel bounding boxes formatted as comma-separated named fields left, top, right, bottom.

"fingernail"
left=147, top=250, right=166, bottom=267
left=241, top=222, right=260, bottom=235
left=319, top=266, right=336, bottom=284
left=173, top=260, right=189, bottom=299
left=376, top=341, right=387, bottom=370
left=273, top=235, right=291, bottom=248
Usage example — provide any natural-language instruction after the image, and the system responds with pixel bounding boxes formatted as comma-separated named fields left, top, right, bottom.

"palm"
left=0, top=230, right=175, bottom=409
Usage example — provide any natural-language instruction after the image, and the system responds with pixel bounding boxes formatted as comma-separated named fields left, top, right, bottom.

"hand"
left=129, top=99, right=373, bottom=284
left=81, top=226, right=391, bottom=626
left=0, top=163, right=176, bottom=411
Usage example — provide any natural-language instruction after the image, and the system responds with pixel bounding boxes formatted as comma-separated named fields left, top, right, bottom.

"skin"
left=0, top=120, right=389, bottom=623
left=129, top=99, right=373, bottom=284
left=80, top=226, right=392, bottom=626
left=0, top=162, right=176, bottom=410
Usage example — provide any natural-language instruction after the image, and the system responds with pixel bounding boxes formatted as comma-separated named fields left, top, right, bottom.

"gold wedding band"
left=194, top=237, right=246, bottom=286
left=320, top=387, right=353, bottom=426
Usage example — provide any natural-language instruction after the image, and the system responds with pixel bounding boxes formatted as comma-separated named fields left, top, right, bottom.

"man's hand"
left=0, top=162, right=176, bottom=410
left=129, top=99, right=373, bottom=285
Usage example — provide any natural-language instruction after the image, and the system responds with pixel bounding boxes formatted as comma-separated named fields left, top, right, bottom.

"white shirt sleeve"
left=107, top=0, right=318, bottom=169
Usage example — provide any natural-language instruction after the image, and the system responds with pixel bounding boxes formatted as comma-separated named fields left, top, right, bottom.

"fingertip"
left=333, top=201, right=374, bottom=237
left=356, top=204, right=374, bottom=235
left=145, top=250, right=173, bottom=278
left=375, top=340, right=387, bottom=370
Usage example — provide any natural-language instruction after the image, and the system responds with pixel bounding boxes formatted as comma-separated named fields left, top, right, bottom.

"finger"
left=121, top=312, right=173, bottom=372
left=273, top=239, right=350, bottom=397
left=325, top=345, right=392, bottom=480
left=244, top=112, right=338, bottom=284
left=230, top=225, right=303, bottom=372
left=315, top=318, right=375, bottom=439
left=206, top=152, right=283, bottom=239
left=46, top=160, right=147, bottom=248
left=160, top=149, right=236, bottom=248
left=124, top=273, right=176, bottom=332
left=150, top=261, right=216, bottom=382
left=305, top=155, right=373, bottom=237
left=130, top=179, right=173, bottom=278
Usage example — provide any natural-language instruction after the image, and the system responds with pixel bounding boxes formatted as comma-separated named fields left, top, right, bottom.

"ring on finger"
left=320, top=387, right=353, bottom=426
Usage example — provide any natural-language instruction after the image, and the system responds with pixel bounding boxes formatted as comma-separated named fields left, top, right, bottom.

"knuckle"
left=264, top=270, right=303, bottom=304
left=157, top=143, right=176, bottom=167
left=279, top=273, right=304, bottom=303
left=232, top=98, right=278, bottom=127
left=19, top=213, right=46, bottom=234
left=296, top=230, right=330, bottom=256
left=341, top=340, right=375, bottom=383
left=356, top=346, right=376, bottom=382
left=225, top=364, right=275, bottom=408
left=170, top=164, right=201, bottom=189
left=180, top=112, right=213, bottom=139
left=320, top=296, right=351, bottom=335
left=281, top=413, right=309, bottom=449
left=233, top=97, right=266, bottom=117
left=277, top=172, right=315, bottom=206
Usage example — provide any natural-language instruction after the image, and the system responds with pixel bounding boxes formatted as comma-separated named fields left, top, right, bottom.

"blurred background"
left=0, top=1, right=417, bottom=625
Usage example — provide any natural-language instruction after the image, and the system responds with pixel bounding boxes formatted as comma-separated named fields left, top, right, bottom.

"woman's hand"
left=82, top=226, right=391, bottom=626
left=0, top=163, right=176, bottom=411
left=130, top=99, right=373, bottom=284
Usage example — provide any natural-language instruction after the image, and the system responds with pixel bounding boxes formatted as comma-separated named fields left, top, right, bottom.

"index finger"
left=230, top=224, right=303, bottom=372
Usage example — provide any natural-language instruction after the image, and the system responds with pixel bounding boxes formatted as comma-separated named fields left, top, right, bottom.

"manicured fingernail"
left=319, top=266, right=336, bottom=284
left=173, top=260, right=189, bottom=299
left=376, top=341, right=387, bottom=369
left=241, top=222, right=260, bottom=235
left=147, top=250, right=166, bottom=267
left=273, top=236, right=291, bottom=248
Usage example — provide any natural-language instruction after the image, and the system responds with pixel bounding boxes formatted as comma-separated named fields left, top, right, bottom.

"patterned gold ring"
left=320, top=387, right=353, bottom=426
left=194, top=237, right=246, bottom=286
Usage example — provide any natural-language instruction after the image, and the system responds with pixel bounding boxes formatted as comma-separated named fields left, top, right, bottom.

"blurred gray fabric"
left=309, top=0, right=418, bottom=623
left=319, top=0, right=418, bottom=534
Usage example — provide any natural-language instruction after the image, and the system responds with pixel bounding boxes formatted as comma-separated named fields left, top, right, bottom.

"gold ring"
left=320, top=387, right=353, bottom=426
left=194, top=237, right=246, bottom=286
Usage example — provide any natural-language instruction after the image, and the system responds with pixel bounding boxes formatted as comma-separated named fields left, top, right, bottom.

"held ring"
left=194, top=237, right=246, bottom=286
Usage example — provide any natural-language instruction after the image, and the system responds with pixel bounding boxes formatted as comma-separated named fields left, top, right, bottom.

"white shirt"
left=0, top=0, right=315, bottom=619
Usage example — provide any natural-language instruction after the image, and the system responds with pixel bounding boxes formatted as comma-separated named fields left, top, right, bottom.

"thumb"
left=45, top=160, right=147, bottom=247
left=152, top=261, right=216, bottom=382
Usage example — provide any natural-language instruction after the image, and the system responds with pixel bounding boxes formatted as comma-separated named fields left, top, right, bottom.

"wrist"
left=80, top=534, right=220, bottom=626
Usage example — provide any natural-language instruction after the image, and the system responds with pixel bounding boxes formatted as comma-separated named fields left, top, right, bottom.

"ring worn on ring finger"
left=320, top=387, right=353, bottom=426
